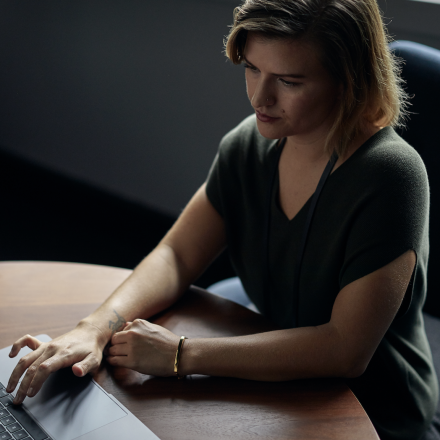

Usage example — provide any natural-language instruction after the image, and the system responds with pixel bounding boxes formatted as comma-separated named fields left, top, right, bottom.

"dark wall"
left=0, top=0, right=438, bottom=217
left=1, top=0, right=439, bottom=302
left=0, top=0, right=249, bottom=217
left=378, top=0, right=440, bottom=51
left=0, top=147, right=236, bottom=287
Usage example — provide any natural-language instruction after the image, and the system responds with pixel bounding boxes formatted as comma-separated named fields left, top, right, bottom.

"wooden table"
left=0, top=261, right=379, bottom=440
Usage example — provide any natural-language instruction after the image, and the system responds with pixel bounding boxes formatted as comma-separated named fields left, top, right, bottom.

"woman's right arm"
left=7, top=182, right=226, bottom=404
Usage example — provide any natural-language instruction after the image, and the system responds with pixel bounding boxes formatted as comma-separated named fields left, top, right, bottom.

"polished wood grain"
left=0, top=261, right=379, bottom=440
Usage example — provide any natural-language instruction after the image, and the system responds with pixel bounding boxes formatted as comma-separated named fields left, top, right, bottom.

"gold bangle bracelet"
left=174, top=336, right=187, bottom=379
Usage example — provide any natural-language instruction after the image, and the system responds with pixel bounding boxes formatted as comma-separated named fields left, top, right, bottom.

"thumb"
left=72, top=353, right=100, bottom=377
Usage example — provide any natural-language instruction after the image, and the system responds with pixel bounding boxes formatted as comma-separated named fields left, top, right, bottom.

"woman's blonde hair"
left=224, top=0, right=409, bottom=157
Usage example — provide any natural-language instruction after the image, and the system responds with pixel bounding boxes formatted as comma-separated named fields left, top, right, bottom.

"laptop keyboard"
left=0, top=383, right=51, bottom=440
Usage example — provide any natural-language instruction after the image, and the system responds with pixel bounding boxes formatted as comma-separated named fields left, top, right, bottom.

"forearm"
left=76, top=183, right=226, bottom=350
left=180, top=324, right=357, bottom=381
left=79, top=243, right=192, bottom=347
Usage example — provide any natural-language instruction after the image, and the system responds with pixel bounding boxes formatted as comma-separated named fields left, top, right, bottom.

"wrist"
left=76, top=319, right=110, bottom=349
left=178, top=338, right=200, bottom=376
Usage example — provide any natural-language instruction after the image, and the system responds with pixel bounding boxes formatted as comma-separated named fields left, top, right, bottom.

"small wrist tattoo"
left=108, top=309, right=126, bottom=334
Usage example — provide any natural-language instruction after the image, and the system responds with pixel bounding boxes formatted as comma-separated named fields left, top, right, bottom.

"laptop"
left=0, top=335, right=160, bottom=440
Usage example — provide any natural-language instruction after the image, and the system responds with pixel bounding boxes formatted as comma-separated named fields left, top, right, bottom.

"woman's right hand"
left=5, top=321, right=108, bottom=405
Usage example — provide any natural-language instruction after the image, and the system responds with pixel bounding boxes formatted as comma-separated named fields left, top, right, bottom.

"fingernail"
left=27, top=388, right=33, bottom=397
left=8, top=350, right=13, bottom=357
left=13, top=393, right=23, bottom=404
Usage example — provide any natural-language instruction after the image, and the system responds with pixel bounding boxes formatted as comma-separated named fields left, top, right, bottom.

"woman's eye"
left=243, top=64, right=300, bottom=87
left=279, top=78, right=299, bottom=87
left=243, top=63, right=258, bottom=72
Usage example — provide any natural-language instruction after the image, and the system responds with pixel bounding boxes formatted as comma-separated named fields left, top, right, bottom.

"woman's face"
left=243, top=33, right=341, bottom=144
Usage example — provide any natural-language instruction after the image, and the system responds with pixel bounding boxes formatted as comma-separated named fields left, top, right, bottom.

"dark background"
left=0, top=147, right=235, bottom=288
left=0, top=0, right=439, bottom=295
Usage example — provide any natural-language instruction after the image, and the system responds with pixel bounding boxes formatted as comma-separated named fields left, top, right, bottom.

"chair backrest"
left=389, top=41, right=440, bottom=317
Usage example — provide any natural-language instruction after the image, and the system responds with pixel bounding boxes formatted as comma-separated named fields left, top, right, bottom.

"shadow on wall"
left=0, top=147, right=235, bottom=288
left=0, top=0, right=252, bottom=217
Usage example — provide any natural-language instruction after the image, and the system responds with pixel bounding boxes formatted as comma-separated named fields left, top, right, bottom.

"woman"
left=6, top=1, right=438, bottom=439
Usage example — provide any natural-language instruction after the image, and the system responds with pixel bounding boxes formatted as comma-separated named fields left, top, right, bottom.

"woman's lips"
left=256, top=110, right=280, bottom=123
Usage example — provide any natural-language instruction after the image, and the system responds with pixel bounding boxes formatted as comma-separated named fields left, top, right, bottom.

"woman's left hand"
left=106, top=319, right=180, bottom=376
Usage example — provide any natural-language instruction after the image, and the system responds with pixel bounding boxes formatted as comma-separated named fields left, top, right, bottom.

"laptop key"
left=7, top=406, right=49, bottom=440
left=0, top=410, right=10, bottom=418
left=0, top=433, right=12, bottom=440
left=0, top=417, right=16, bottom=426
left=0, top=398, right=12, bottom=408
left=0, top=426, right=5, bottom=434
left=5, top=424, right=21, bottom=433
left=0, top=391, right=7, bottom=399
left=12, top=431, right=28, bottom=440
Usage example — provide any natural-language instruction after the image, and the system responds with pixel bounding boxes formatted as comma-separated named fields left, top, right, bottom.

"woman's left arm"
left=107, top=249, right=416, bottom=380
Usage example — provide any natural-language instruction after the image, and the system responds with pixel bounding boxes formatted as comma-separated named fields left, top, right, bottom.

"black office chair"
left=389, top=40, right=440, bottom=440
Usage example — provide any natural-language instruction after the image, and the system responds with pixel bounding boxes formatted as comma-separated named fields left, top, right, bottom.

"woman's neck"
left=283, top=123, right=382, bottom=169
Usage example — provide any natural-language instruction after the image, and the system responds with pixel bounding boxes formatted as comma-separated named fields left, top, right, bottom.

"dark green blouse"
left=206, top=114, right=438, bottom=440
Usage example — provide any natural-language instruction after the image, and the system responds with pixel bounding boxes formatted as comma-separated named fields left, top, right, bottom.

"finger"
left=72, top=352, right=101, bottom=378
left=106, top=355, right=130, bottom=369
left=111, top=332, right=128, bottom=346
left=9, top=334, right=43, bottom=358
left=13, top=339, right=73, bottom=404
left=7, top=346, right=45, bottom=393
left=107, top=344, right=128, bottom=357
left=17, top=354, right=70, bottom=403
left=114, top=321, right=132, bottom=335
left=131, top=318, right=148, bottom=328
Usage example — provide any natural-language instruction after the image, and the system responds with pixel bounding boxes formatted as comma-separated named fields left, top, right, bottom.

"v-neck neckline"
left=273, top=169, right=313, bottom=224
left=271, top=126, right=390, bottom=224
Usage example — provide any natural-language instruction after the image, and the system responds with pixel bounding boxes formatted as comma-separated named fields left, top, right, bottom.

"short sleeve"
left=204, top=114, right=262, bottom=219
left=339, top=143, right=429, bottom=291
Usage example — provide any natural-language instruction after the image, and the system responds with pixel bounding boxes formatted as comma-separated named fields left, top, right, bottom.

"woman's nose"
left=251, top=80, right=275, bottom=109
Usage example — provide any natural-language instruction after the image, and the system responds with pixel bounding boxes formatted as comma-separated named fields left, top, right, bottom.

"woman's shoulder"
left=217, top=114, right=276, bottom=164
left=354, top=126, right=428, bottom=188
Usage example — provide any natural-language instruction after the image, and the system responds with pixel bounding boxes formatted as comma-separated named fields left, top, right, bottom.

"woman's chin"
left=256, top=120, right=285, bottom=140
left=258, top=126, right=286, bottom=139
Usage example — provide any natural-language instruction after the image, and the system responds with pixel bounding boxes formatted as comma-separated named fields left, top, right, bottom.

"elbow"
left=344, top=364, right=366, bottom=379
left=343, top=357, right=368, bottom=378
left=322, top=324, right=370, bottom=379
